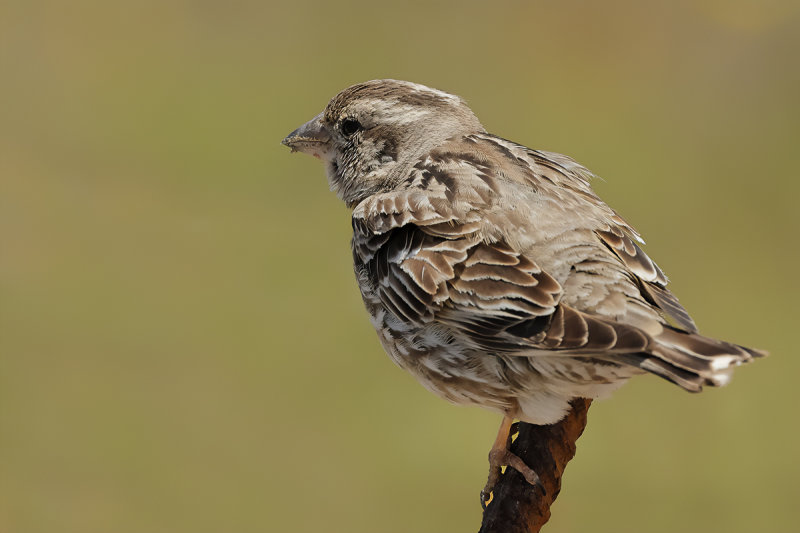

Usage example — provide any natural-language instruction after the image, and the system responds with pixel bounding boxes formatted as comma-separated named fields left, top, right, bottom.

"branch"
left=479, top=399, right=592, bottom=533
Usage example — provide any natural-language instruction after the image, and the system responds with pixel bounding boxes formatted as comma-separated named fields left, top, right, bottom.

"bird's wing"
left=475, top=134, right=699, bottom=333
left=351, top=135, right=760, bottom=391
left=352, top=179, right=652, bottom=358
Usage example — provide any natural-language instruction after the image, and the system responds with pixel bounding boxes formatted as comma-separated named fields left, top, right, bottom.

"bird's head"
left=282, top=79, right=484, bottom=207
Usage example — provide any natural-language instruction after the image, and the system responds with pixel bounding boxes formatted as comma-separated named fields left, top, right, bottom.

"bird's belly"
left=366, top=303, right=517, bottom=414
left=362, top=292, right=640, bottom=424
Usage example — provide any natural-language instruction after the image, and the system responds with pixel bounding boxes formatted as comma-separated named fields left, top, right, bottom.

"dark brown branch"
left=479, top=399, right=592, bottom=533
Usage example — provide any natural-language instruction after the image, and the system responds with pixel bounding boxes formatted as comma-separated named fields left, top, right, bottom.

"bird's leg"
left=480, top=415, right=541, bottom=508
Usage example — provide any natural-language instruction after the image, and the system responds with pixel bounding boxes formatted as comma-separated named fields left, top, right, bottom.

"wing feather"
left=351, top=134, right=756, bottom=393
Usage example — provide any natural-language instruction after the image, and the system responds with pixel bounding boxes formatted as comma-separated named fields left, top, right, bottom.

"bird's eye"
left=340, top=118, right=362, bottom=137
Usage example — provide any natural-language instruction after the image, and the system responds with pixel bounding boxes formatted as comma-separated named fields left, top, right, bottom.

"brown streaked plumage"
left=282, top=79, right=765, bottom=503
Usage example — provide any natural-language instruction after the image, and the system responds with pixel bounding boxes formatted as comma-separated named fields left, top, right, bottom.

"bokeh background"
left=2, top=1, right=798, bottom=532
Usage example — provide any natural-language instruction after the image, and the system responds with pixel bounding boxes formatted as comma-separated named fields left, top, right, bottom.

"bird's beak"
left=281, top=112, right=332, bottom=160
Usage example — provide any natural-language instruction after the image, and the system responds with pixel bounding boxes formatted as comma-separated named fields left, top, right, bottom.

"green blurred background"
left=1, top=1, right=798, bottom=532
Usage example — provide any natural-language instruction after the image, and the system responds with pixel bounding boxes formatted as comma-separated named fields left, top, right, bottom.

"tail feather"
left=638, top=357, right=707, bottom=392
left=638, top=326, right=766, bottom=391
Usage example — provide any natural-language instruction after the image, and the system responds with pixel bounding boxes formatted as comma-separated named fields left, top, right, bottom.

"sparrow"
left=282, top=79, right=764, bottom=504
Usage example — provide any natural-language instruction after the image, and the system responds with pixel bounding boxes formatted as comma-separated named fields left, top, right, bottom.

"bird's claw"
left=480, top=447, right=546, bottom=509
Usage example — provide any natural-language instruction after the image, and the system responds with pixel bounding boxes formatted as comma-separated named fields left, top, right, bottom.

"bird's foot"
left=480, top=447, right=542, bottom=508
left=480, top=418, right=542, bottom=509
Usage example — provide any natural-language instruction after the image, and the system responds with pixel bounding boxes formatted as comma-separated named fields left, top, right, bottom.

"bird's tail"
left=621, top=327, right=766, bottom=392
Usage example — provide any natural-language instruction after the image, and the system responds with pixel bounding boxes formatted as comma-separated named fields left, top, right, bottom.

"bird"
left=281, top=79, right=765, bottom=505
